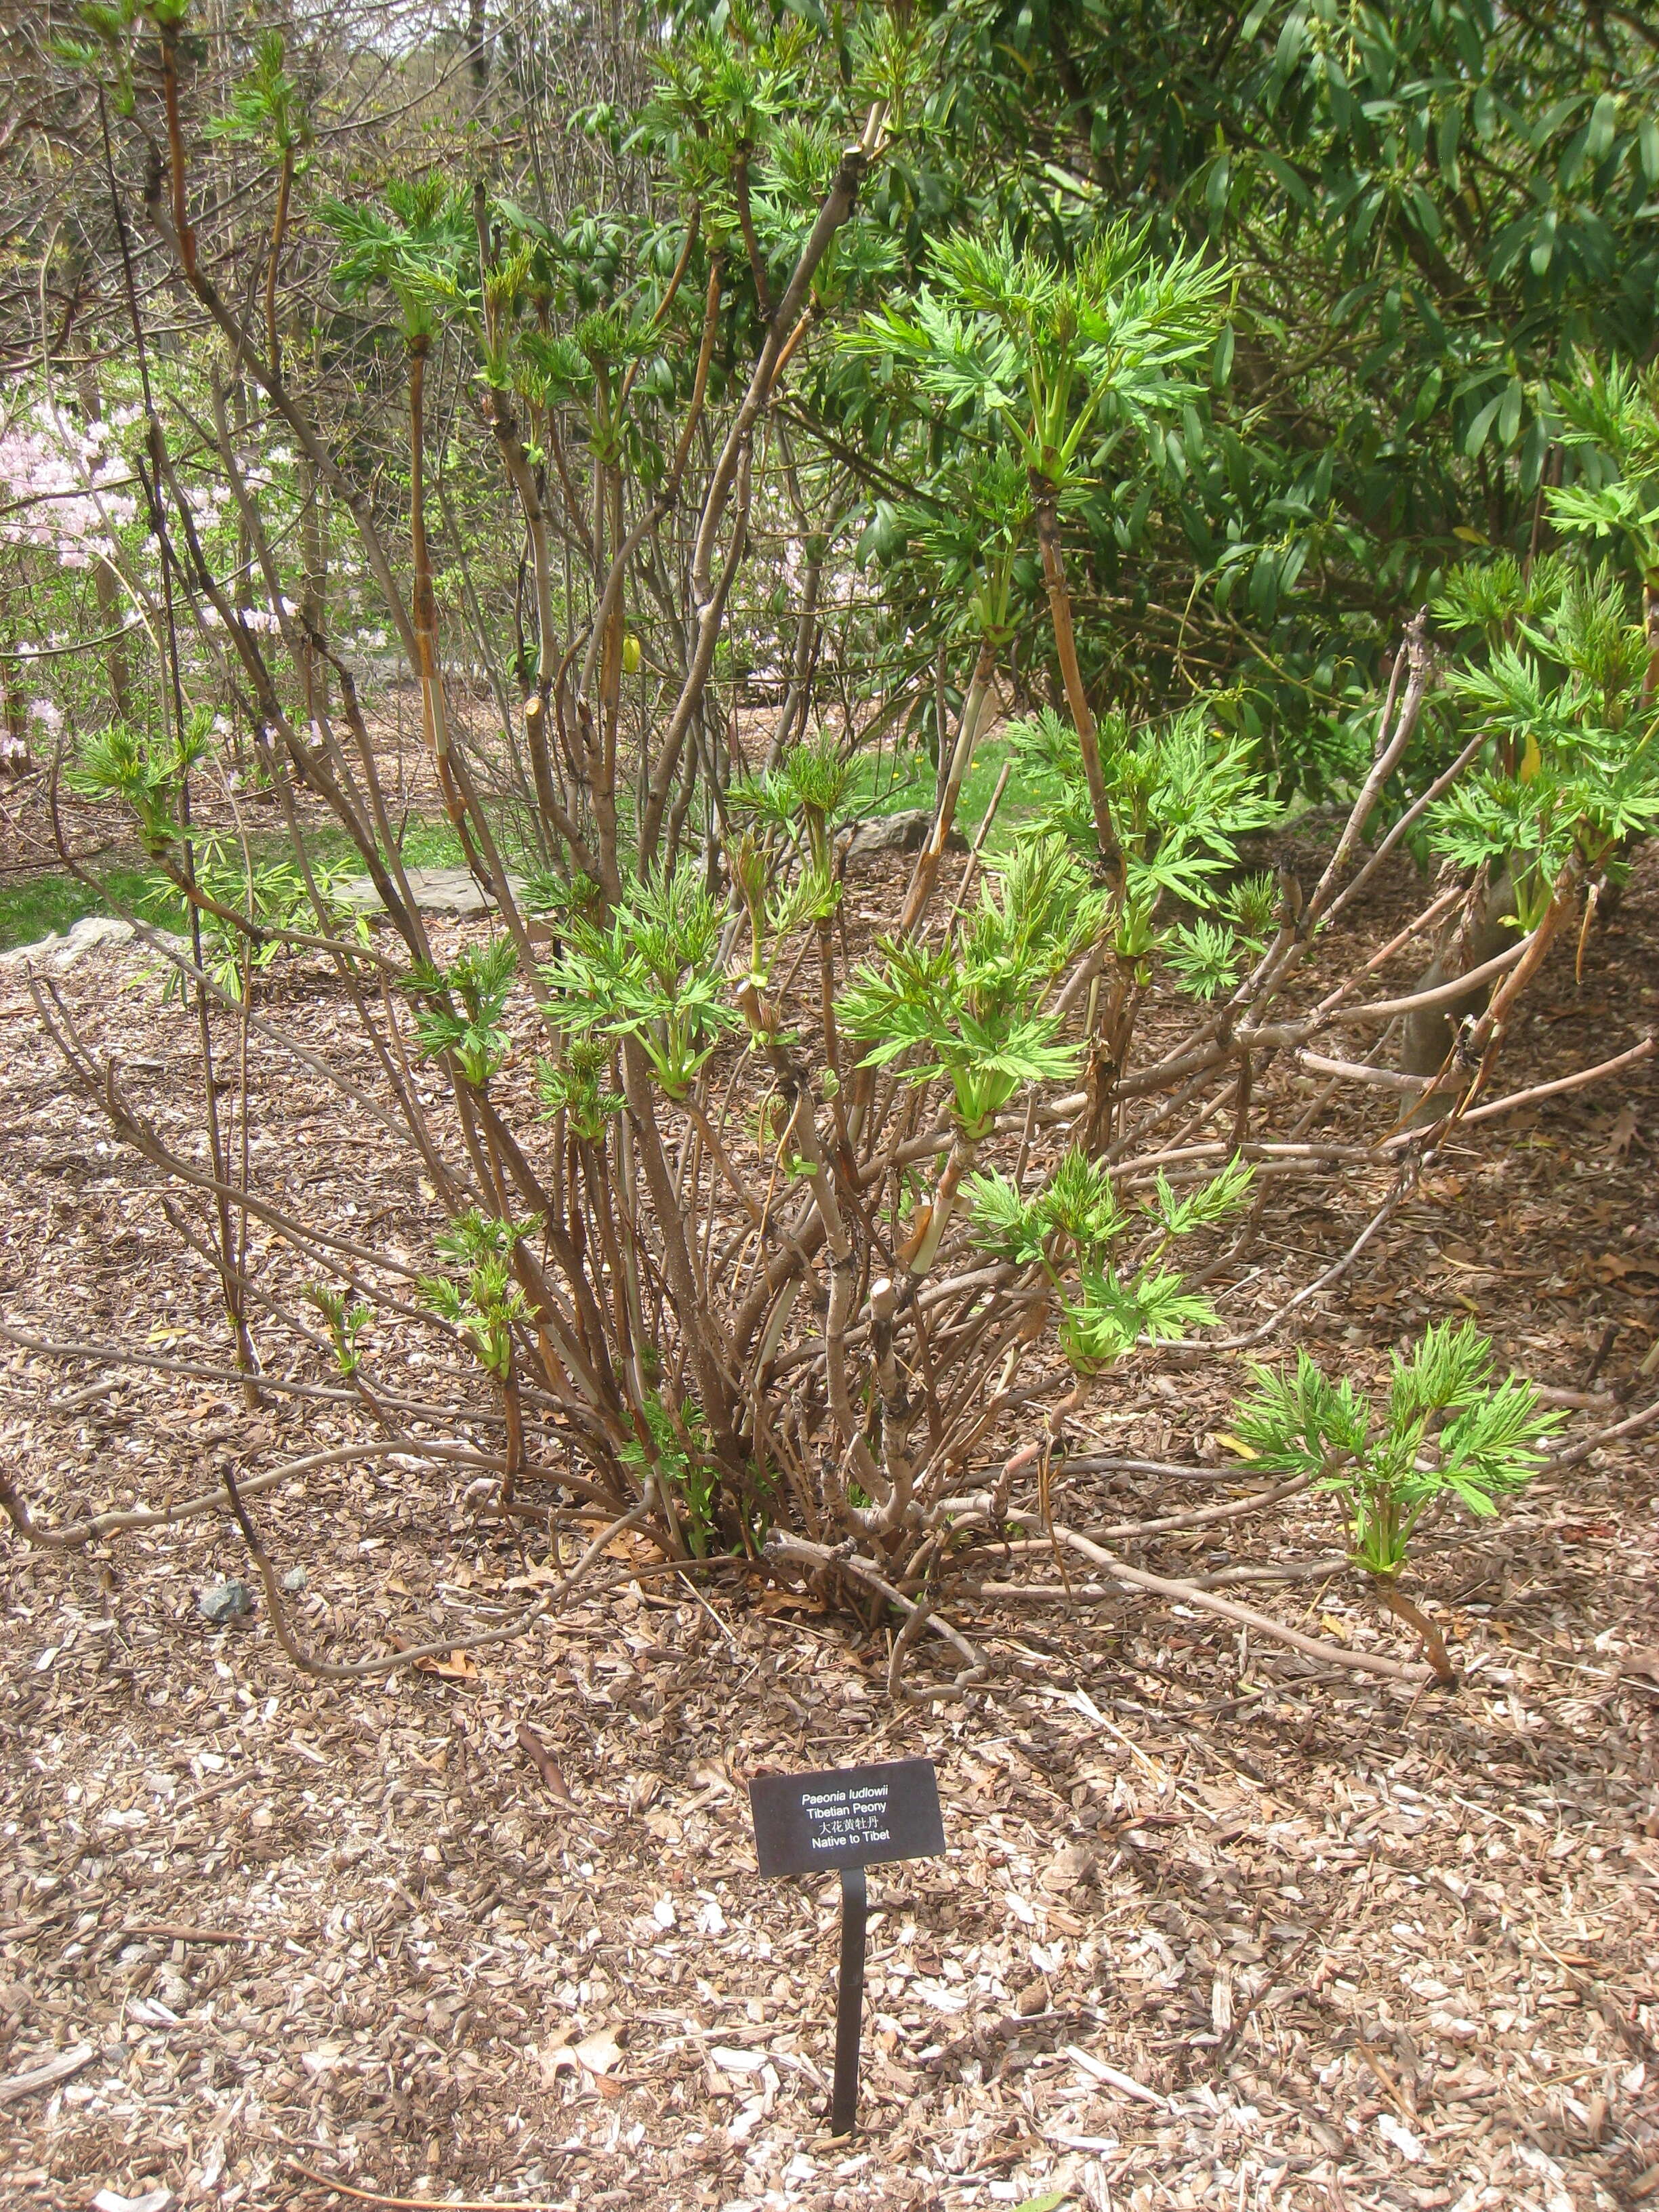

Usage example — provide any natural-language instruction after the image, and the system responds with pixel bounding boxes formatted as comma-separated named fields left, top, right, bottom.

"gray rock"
left=0, top=914, right=133, bottom=972
left=58, top=915, right=137, bottom=966
left=840, top=807, right=966, bottom=868
left=281, top=1564, right=308, bottom=1592
left=196, top=1578, right=254, bottom=1626
left=332, top=865, right=530, bottom=920
left=0, top=915, right=194, bottom=975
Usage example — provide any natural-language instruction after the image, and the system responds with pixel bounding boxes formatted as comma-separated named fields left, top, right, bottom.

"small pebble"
left=281, top=1565, right=308, bottom=1592
left=196, top=1579, right=254, bottom=1625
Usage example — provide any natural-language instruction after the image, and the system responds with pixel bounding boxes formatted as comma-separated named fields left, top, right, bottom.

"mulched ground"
left=1, top=811, right=1657, bottom=2212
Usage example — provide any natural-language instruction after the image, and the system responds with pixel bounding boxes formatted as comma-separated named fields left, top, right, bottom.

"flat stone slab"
left=333, top=866, right=529, bottom=919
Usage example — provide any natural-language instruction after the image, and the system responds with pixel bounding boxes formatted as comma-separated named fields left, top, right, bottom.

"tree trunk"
left=898, top=636, right=995, bottom=934
left=1031, top=474, right=1122, bottom=882
left=1397, top=865, right=1519, bottom=1094
left=408, top=340, right=459, bottom=823
left=77, top=364, right=133, bottom=721
left=299, top=441, right=329, bottom=723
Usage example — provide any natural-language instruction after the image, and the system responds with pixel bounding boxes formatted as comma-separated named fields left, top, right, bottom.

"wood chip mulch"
left=1, top=830, right=1657, bottom=2212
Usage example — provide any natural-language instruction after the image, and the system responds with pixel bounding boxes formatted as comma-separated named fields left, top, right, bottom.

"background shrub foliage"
left=0, top=0, right=1653, bottom=1694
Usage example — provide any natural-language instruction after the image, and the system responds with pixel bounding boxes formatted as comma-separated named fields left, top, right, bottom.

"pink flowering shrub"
left=0, top=400, right=139, bottom=569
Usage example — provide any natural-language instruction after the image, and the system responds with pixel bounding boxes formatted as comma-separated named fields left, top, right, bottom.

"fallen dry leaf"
left=577, top=2026, right=626, bottom=2073
left=1596, top=1250, right=1659, bottom=1283
left=516, top=1721, right=573, bottom=1802
left=1603, top=1101, right=1640, bottom=1158
left=542, top=2024, right=625, bottom=2082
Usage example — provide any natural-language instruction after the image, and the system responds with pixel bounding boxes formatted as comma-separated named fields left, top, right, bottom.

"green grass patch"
left=0, top=863, right=184, bottom=954
left=0, top=870, right=104, bottom=952
left=2, top=775, right=1074, bottom=956
left=0, top=815, right=468, bottom=956
left=397, top=818, right=468, bottom=869
left=859, top=733, right=1064, bottom=853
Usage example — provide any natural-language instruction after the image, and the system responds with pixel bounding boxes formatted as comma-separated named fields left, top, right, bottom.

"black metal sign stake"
left=832, top=1865, right=867, bottom=2138
left=749, top=1757, right=944, bottom=2139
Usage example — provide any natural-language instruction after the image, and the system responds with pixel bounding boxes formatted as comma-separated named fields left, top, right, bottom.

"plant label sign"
left=749, top=1759, right=944, bottom=2137
left=749, top=1757, right=944, bottom=1877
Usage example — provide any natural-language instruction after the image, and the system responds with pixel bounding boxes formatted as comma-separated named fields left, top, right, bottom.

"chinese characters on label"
left=750, top=1758, right=943, bottom=1878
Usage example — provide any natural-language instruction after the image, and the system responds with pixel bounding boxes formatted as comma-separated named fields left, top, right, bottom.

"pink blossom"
left=0, top=394, right=138, bottom=569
